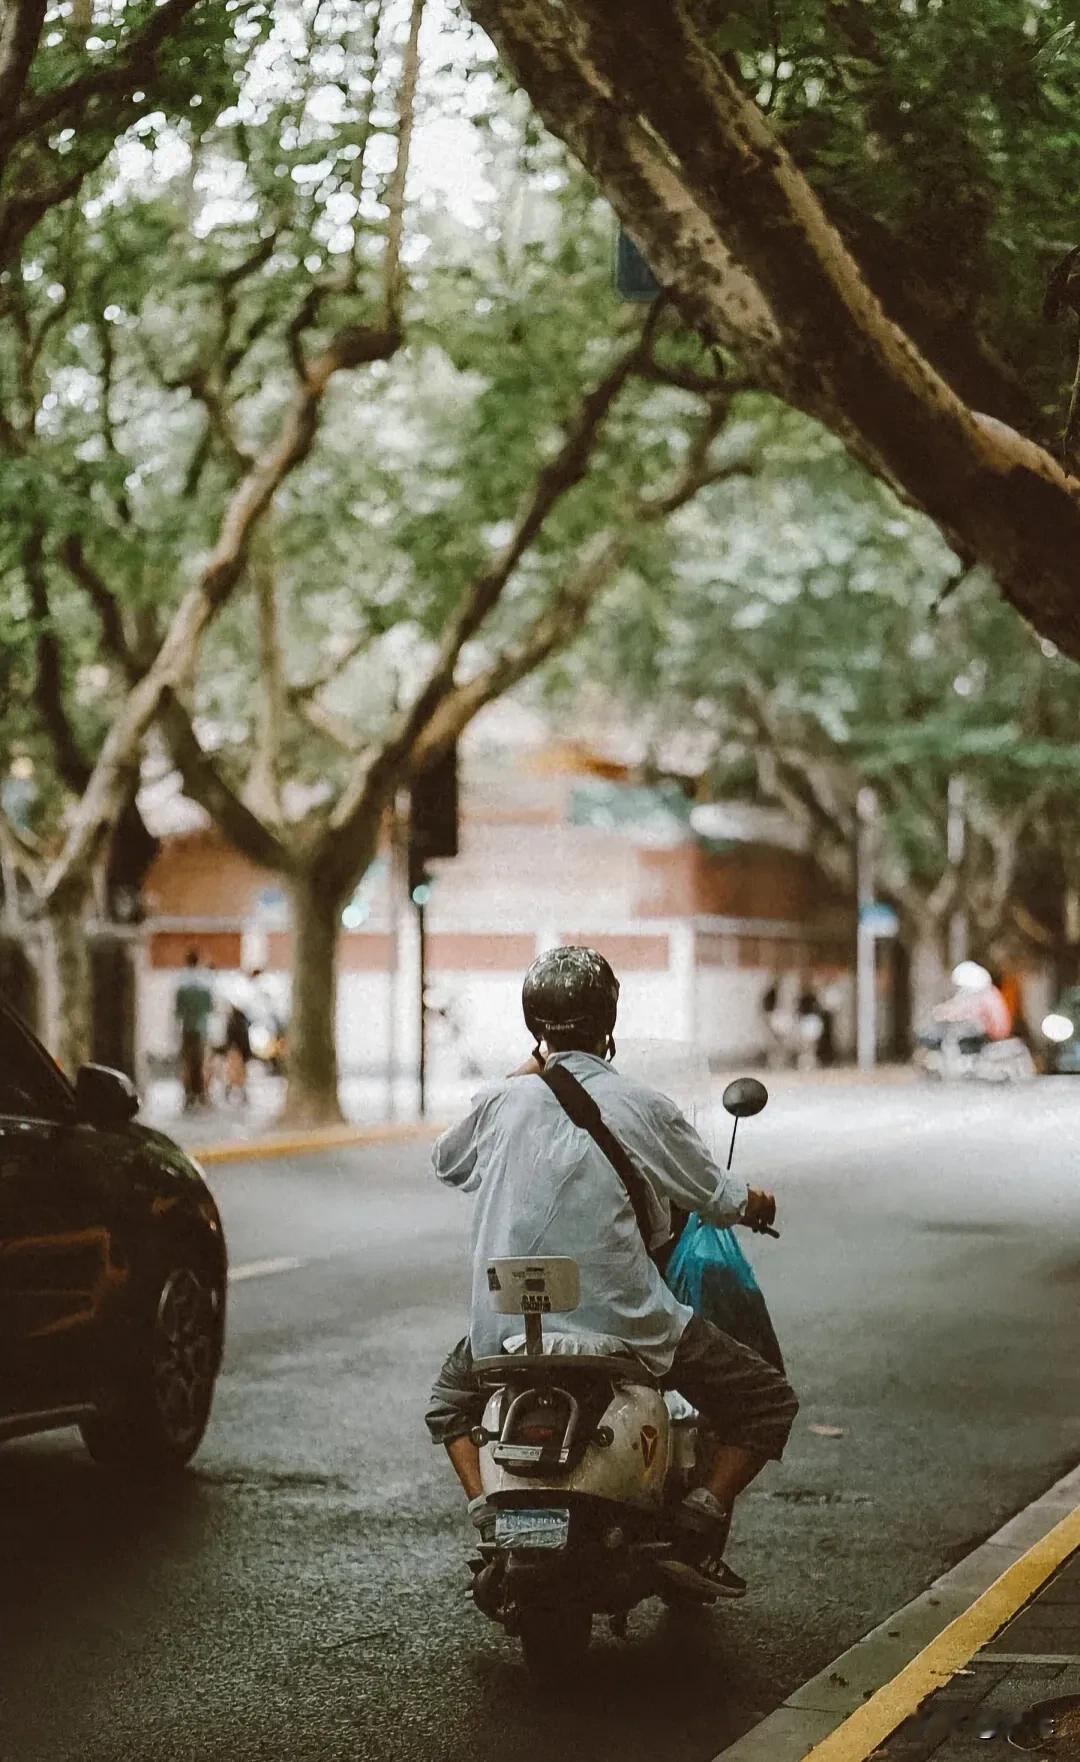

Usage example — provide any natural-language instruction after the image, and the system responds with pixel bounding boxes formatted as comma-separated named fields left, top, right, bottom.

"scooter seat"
left=473, top=1354, right=660, bottom=1390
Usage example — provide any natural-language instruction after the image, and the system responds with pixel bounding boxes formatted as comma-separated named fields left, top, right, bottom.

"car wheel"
left=81, top=1259, right=221, bottom=1474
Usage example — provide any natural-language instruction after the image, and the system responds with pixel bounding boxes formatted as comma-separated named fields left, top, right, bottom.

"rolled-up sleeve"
left=432, top=1116, right=480, bottom=1191
left=637, top=1099, right=748, bottom=1228
left=432, top=1084, right=502, bottom=1192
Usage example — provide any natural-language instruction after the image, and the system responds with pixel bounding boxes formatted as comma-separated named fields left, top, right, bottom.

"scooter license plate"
left=494, top=1509, right=570, bottom=1550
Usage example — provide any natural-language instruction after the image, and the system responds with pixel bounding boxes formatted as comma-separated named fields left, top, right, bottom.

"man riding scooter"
left=425, top=947, right=798, bottom=1600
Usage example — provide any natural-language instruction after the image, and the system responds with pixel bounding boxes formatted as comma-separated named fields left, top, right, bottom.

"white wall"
left=140, top=926, right=859, bottom=1079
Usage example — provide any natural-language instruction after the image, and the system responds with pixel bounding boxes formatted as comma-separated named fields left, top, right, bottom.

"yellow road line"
left=803, top=1505, right=1080, bottom=1762
left=196, top=1120, right=442, bottom=1166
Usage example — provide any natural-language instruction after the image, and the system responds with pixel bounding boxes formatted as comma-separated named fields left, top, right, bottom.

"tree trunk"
left=907, top=916, right=949, bottom=1034
left=283, top=869, right=345, bottom=1128
left=38, top=892, right=93, bottom=1077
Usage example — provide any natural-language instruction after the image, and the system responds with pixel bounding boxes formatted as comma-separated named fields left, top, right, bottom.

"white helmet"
left=952, top=961, right=991, bottom=992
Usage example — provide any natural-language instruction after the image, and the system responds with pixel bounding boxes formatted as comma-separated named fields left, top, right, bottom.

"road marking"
left=800, top=1504, right=1080, bottom=1762
left=981, top=1653, right=1080, bottom=1664
left=228, top=1257, right=304, bottom=1283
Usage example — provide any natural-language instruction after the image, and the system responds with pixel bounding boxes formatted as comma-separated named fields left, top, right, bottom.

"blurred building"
left=138, top=731, right=857, bottom=1079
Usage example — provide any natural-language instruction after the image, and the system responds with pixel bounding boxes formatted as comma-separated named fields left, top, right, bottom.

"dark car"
left=0, top=996, right=227, bottom=1469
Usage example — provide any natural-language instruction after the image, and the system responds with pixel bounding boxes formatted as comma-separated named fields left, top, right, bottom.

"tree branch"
left=348, top=0, right=386, bottom=275
left=289, top=627, right=377, bottom=702
left=467, top=0, right=1080, bottom=661
left=24, top=527, right=91, bottom=794
left=0, top=1, right=46, bottom=173
left=10, top=0, right=201, bottom=145
left=244, top=535, right=286, bottom=823
left=466, top=0, right=781, bottom=374
left=382, top=0, right=424, bottom=325
left=157, top=693, right=294, bottom=875
left=291, top=695, right=364, bottom=756
left=58, top=533, right=139, bottom=674
left=0, top=162, right=85, bottom=268
left=87, top=307, right=137, bottom=524
left=410, top=528, right=637, bottom=771
left=315, top=315, right=660, bottom=891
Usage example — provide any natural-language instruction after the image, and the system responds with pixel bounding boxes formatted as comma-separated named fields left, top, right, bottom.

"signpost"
left=855, top=787, right=879, bottom=1071
left=947, top=775, right=968, bottom=968
left=859, top=902, right=899, bottom=939
left=407, top=745, right=459, bottom=1116
left=614, top=228, right=662, bottom=301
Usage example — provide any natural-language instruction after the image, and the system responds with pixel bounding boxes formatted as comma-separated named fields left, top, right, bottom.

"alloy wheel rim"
left=151, top=1268, right=216, bottom=1446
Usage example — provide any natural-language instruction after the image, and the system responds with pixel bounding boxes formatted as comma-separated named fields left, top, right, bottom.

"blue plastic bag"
left=666, top=1215, right=784, bottom=1371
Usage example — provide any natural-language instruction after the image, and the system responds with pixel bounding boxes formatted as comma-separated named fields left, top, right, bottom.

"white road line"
left=228, top=1257, right=305, bottom=1284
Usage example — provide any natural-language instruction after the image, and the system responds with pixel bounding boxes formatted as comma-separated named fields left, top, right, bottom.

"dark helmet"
left=522, top=946, right=620, bottom=1046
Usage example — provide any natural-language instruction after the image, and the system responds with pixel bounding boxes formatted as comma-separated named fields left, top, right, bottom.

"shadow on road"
left=443, top=1601, right=758, bottom=1762
left=0, top=1438, right=214, bottom=1630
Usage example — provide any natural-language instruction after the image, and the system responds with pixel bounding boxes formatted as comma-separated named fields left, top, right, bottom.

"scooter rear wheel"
left=518, top=1607, right=592, bottom=1682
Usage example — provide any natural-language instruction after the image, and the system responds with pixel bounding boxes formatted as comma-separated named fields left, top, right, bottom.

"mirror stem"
left=726, top=1117, right=740, bottom=1171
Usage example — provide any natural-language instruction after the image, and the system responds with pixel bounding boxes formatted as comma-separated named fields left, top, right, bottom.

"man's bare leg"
left=446, top=1435, right=483, bottom=1501
left=704, top=1444, right=766, bottom=1508
left=660, top=1443, right=768, bottom=1595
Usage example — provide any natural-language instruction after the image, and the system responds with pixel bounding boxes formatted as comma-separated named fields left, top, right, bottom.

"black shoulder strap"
left=538, top=1063, right=666, bottom=1263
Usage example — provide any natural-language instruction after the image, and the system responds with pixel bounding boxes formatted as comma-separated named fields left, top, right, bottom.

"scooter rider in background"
left=925, top=961, right=1012, bottom=1052
left=425, top=947, right=798, bottom=1601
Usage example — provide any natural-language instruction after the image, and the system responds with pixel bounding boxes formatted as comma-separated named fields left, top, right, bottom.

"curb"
left=715, top=1461, right=1080, bottom=1762
left=190, top=1120, right=443, bottom=1167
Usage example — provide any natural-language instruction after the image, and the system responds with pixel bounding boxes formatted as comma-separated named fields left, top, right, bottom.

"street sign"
left=614, top=227, right=662, bottom=301
left=859, top=902, right=900, bottom=938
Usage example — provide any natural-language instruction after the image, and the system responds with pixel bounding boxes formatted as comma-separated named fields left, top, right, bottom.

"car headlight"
left=1042, top=1013, right=1074, bottom=1043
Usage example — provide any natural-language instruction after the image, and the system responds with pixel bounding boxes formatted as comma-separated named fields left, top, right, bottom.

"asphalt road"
left=3, top=1078, right=1080, bottom=1762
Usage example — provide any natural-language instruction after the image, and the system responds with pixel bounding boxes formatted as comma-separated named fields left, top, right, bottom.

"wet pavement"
left=2, top=1080, right=1080, bottom=1761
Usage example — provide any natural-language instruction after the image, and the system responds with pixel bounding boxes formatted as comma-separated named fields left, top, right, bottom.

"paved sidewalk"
left=871, top=1548, right=1080, bottom=1759
left=719, top=1468, right=1080, bottom=1762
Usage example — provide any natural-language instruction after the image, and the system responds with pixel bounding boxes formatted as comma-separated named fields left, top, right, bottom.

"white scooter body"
left=478, top=1337, right=679, bottom=1510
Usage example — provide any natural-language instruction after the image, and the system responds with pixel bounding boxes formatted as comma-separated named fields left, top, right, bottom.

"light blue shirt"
left=434, top=1051, right=749, bottom=1374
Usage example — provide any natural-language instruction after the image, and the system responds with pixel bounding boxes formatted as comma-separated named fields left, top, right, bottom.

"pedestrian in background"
left=174, top=950, right=213, bottom=1111
left=761, top=975, right=793, bottom=1069
left=223, top=999, right=252, bottom=1105
left=795, top=982, right=825, bottom=1072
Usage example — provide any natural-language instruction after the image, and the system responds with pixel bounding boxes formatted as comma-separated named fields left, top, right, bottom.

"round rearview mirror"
left=722, top=1077, right=769, bottom=1119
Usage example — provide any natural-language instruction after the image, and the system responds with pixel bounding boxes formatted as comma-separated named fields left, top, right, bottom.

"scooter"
left=914, top=1023, right=1035, bottom=1084
left=466, top=1076, right=770, bottom=1680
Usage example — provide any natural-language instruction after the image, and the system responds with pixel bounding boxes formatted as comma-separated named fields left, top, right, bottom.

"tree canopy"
left=465, top=0, right=1080, bottom=660
left=552, top=399, right=1080, bottom=994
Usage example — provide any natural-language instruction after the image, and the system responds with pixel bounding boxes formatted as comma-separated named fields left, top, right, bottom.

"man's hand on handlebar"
left=742, top=1188, right=779, bottom=1236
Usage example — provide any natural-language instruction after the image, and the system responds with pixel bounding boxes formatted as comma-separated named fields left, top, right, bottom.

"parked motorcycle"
left=465, top=1076, right=771, bottom=1679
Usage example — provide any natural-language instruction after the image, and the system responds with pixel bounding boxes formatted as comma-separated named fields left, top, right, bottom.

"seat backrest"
left=486, top=1257, right=580, bottom=1317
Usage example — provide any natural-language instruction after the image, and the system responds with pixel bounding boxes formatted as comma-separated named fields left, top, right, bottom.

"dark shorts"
left=425, top=1314, right=798, bottom=1461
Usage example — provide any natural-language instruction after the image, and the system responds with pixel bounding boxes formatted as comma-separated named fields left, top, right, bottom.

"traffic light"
left=408, top=744, right=458, bottom=898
